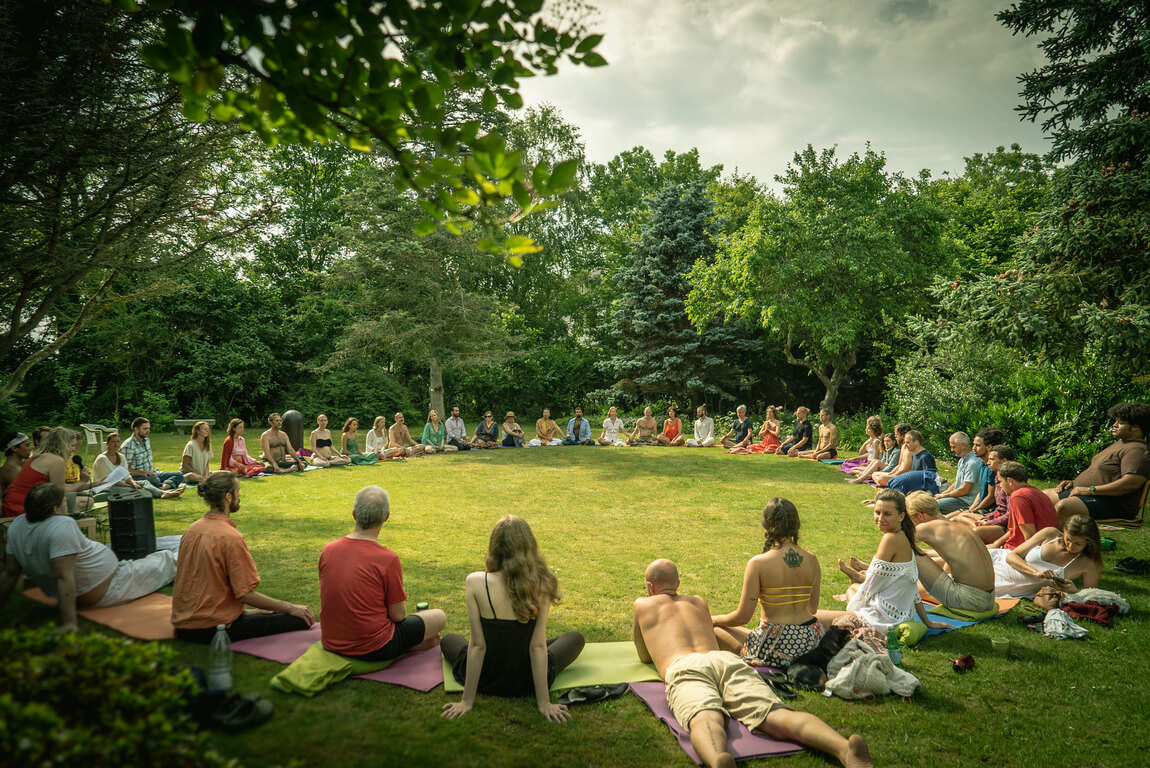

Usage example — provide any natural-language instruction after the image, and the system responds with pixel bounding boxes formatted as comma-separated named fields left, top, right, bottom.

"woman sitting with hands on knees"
left=711, top=497, right=826, bottom=667
left=441, top=515, right=585, bottom=722
left=819, top=489, right=947, bottom=633
left=991, top=515, right=1102, bottom=599
left=309, top=414, right=352, bottom=467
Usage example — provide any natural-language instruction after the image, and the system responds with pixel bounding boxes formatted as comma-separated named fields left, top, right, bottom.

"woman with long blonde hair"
left=441, top=515, right=584, bottom=721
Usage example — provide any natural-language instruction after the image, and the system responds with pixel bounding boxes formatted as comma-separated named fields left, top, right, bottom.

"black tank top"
left=450, top=573, right=555, bottom=696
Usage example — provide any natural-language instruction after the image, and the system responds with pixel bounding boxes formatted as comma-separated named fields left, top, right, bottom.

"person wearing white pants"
left=686, top=405, right=716, bottom=447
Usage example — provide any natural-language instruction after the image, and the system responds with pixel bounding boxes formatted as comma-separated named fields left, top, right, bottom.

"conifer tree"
left=606, top=179, right=759, bottom=407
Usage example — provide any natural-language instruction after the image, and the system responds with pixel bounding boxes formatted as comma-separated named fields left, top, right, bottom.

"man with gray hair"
left=934, top=432, right=981, bottom=513
left=720, top=405, right=755, bottom=451
left=318, top=485, right=446, bottom=660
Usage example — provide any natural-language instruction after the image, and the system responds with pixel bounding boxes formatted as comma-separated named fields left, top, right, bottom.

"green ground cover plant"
left=5, top=431, right=1149, bottom=767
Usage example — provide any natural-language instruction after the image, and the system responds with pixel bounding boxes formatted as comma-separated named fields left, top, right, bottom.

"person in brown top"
left=171, top=471, right=314, bottom=642
left=1045, top=402, right=1150, bottom=525
left=632, top=559, right=874, bottom=768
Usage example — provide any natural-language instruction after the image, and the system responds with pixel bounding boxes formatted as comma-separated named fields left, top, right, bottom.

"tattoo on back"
left=783, top=548, right=803, bottom=568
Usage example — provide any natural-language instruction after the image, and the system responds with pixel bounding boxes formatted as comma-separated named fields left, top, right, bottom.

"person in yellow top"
left=528, top=409, right=564, bottom=447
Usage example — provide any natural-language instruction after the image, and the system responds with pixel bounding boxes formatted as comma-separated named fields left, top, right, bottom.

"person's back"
left=633, top=591, right=717, bottom=676
left=914, top=517, right=994, bottom=591
left=753, top=546, right=820, bottom=625
left=319, top=536, right=403, bottom=654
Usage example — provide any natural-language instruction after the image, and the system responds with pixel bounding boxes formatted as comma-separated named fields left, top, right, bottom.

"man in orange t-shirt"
left=992, top=461, right=1059, bottom=551
left=171, top=471, right=314, bottom=642
left=318, top=485, right=446, bottom=660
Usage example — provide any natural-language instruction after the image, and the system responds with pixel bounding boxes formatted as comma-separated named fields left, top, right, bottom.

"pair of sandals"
left=1115, top=557, right=1150, bottom=575
left=209, top=692, right=275, bottom=732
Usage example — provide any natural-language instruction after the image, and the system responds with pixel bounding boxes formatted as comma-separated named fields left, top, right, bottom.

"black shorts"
left=1057, top=488, right=1133, bottom=520
left=345, top=614, right=426, bottom=662
left=820, top=448, right=838, bottom=458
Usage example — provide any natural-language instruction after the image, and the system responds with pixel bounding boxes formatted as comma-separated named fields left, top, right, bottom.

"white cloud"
left=520, top=0, right=1050, bottom=187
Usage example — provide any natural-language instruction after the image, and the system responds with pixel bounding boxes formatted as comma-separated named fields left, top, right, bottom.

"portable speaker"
left=108, top=495, right=156, bottom=560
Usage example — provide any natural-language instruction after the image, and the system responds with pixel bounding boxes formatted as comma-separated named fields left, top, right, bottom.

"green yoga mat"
left=442, top=640, right=661, bottom=693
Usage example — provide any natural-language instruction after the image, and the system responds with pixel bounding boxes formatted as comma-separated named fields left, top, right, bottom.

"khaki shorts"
left=927, top=572, right=995, bottom=613
left=664, top=651, right=787, bottom=732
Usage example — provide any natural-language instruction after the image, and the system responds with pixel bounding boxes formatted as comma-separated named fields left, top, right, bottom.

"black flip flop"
left=212, top=693, right=275, bottom=732
left=557, top=684, right=630, bottom=706
left=762, top=674, right=799, bottom=700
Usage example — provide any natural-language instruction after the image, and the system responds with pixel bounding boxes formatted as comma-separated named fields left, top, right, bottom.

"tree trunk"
left=783, top=329, right=853, bottom=417
left=429, top=357, right=445, bottom=419
left=819, top=366, right=849, bottom=415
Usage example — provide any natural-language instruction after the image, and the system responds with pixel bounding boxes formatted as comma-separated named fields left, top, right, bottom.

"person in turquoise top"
left=421, top=410, right=457, bottom=454
left=341, top=418, right=380, bottom=465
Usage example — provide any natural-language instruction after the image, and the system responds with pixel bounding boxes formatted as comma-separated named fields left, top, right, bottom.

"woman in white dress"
left=365, top=416, right=404, bottom=460
left=819, top=489, right=946, bottom=633
left=598, top=406, right=627, bottom=446
left=180, top=421, right=213, bottom=485
left=991, top=515, right=1102, bottom=599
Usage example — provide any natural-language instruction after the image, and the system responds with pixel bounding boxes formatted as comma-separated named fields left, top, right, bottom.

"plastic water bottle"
left=885, top=627, right=902, bottom=667
left=208, top=624, right=233, bottom=693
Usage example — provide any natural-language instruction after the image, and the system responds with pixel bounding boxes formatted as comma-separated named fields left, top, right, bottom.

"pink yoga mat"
left=231, top=624, right=445, bottom=692
left=629, top=681, right=805, bottom=765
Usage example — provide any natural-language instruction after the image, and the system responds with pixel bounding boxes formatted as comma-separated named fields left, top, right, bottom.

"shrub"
left=0, top=628, right=234, bottom=767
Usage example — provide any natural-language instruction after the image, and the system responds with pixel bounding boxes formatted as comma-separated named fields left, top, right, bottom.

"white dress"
left=990, top=546, right=1081, bottom=599
left=365, top=429, right=389, bottom=454
left=846, top=556, right=920, bottom=632
left=602, top=417, right=626, bottom=446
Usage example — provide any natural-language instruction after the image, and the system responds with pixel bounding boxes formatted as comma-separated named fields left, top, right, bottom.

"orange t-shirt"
left=662, top=419, right=681, bottom=440
left=171, top=513, right=261, bottom=629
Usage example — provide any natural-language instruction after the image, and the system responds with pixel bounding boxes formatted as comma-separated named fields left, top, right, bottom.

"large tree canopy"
left=687, top=145, right=948, bottom=413
left=0, top=0, right=257, bottom=405
left=135, top=0, right=605, bottom=248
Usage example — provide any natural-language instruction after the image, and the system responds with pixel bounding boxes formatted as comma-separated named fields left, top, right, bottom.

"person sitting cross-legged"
left=261, top=413, right=307, bottom=474
left=628, top=406, right=659, bottom=446
left=171, top=471, right=315, bottom=642
left=710, top=498, right=826, bottom=667
left=685, top=405, right=715, bottom=447
left=389, top=413, right=427, bottom=457
left=473, top=411, right=501, bottom=450
left=721, top=405, right=754, bottom=451
left=932, top=432, right=982, bottom=513
left=319, top=485, right=447, bottom=662
left=797, top=409, right=838, bottom=460
left=563, top=407, right=595, bottom=446
left=529, top=408, right=564, bottom=447
left=882, top=430, right=939, bottom=496
left=421, top=410, right=457, bottom=454
left=445, top=406, right=473, bottom=451
left=633, top=558, right=875, bottom=768
left=122, top=417, right=186, bottom=494
left=0, top=482, right=178, bottom=633
left=775, top=407, right=812, bottom=456
left=598, top=406, right=628, bottom=446
left=656, top=406, right=686, bottom=446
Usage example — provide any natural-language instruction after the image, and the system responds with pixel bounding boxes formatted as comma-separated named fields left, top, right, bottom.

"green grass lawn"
left=7, top=431, right=1150, bottom=767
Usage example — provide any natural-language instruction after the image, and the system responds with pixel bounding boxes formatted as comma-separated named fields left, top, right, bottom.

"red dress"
left=749, top=422, right=782, bottom=454
left=3, top=461, right=50, bottom=517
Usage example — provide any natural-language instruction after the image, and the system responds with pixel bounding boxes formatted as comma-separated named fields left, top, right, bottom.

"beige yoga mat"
left=443, top=640, right=661, bottom=693
left=23, top=588, right=175, bottom=641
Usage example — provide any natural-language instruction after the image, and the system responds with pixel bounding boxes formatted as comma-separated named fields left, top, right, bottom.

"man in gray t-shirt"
left=935, top=432, right=982, bottom=513
left=0, top=483, right=176, bottom=632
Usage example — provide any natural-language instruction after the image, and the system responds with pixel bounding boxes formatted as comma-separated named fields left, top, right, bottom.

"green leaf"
left=415, top=219, right=439, bottom=237
left=549, top=159, right=579, bottom=193
left=582, top=51, right=608, bottom=68
left=503, top=235, right=542, bottom=254
left=477, top=239, right=500, bottom=253
left=532, top=162, right=550, bottom=195
left=576, top=34, right=604, bottom=54
left=453, top=188, right=480, bottom=206
left=512, top=180, right=531, bottom=210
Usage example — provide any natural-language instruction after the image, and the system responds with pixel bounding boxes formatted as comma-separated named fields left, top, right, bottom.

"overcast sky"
left=520, top=0, right=1052, bottom=188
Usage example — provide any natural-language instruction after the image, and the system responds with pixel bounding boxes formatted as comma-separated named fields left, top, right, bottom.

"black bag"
left=785, top=627, right=850, bottom=691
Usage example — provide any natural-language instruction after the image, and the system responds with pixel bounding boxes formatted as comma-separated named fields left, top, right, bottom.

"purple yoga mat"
left=231, top=623, right=445, bottom=692
left=629, top=682, right=805, bottom=765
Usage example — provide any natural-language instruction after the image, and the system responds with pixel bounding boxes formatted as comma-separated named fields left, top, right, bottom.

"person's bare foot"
left=715, top=752, right=736, bottom=768
left=860, top=498, right=875, bottom=506
left=845, top=476, right=865, bottom=484
left=842, top=734, right=874, bottom=768
left=412, top=633, right=441, bottom=652
left=850, top=556, right=868, bottom=572
left=838, top=559, right=863, bottom=583
left=161, top=487, right=184, bottom=499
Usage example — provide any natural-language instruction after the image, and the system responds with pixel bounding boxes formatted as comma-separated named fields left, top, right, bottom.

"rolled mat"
left=230, top=624, right=445, bottom=692
left=442, top=640, right=663, bottom=693
left=22, top=587, right=175, bottom=641
left=629, top=681, right=804, bottom=764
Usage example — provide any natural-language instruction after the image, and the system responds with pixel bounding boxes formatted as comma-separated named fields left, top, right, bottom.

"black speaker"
left=108, top=495, right=156, bottom=560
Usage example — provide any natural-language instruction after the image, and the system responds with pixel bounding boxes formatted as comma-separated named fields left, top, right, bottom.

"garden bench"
left=173, top=419, right=216, bottom=434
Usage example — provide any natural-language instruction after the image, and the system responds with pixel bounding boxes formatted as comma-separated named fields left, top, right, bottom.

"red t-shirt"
left=1004, top=484, right=1058, bottom=549
left=318, top=537, right=407, bottom=655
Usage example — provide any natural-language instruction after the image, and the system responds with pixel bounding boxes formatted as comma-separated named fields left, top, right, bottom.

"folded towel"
left=271, top=641, right=394, bottom=697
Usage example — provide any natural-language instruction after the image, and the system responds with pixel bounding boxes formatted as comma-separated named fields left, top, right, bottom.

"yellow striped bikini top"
left=758, top=585, right=813, bottom=607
